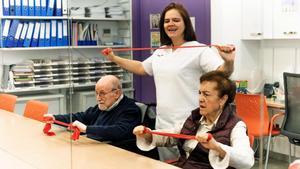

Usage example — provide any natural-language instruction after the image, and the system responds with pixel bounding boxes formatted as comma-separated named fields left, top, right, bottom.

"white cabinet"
left=272, top=0, right=300, bottom=39
left=242, top=0, right=300, bottom=40
left=241, top=0, right=263, bottom=40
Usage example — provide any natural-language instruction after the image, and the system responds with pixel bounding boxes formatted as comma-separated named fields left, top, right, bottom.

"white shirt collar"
left=106, top=94, right=124, bottom=111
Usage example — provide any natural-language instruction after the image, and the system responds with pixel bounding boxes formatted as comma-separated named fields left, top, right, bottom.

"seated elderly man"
left=44, top=75, right=141, bottom=143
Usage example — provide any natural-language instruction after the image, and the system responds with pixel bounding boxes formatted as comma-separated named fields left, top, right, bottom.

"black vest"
left=176, top=105, right=240, bottom=169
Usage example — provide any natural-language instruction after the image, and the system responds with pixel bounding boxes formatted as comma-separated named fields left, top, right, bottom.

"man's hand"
left=43, top=114, right=55, bottom=123
left=72, top=120, right=87, bottom=133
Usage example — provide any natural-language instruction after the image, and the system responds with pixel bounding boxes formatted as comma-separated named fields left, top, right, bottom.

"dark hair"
left=200, top=71, right=236, bottom=107
left=159, top=2, right=197, bottom=45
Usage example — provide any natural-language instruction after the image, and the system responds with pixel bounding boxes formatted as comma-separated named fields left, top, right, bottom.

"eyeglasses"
left=96, top=89, right=118, bottom=98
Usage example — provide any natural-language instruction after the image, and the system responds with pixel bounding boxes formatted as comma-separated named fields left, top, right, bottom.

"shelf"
left=71, top=17, right=130, bottom=21
left=0, top=16, right=69, bottom=20
left=0, top=45, right=131, bottom=51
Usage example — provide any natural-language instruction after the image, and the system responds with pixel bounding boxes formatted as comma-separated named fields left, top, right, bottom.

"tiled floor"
left=252, top=158, right=289, bottom=169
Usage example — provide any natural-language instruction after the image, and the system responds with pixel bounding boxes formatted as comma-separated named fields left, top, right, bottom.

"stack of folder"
left=2, top=0, right=67, bottom=16
left=1, top=19, right=69, bottom=48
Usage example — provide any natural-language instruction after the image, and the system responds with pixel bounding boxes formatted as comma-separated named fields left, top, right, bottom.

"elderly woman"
left=133, top=71, right=254, bottom=169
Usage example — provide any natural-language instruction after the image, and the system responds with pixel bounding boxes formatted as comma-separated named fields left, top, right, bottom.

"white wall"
left=211, top=0, right=300, bottom=157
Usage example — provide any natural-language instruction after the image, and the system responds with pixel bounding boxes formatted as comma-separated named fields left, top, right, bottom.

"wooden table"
left=0, top=109, right=179, bottom=169
left=266, top=99, right=285, bottom=109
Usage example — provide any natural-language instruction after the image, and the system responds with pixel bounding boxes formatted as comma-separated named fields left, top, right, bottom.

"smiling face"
left=199, top=81, right=228, bottom=118
left=163, top=9, right=185, bottom=43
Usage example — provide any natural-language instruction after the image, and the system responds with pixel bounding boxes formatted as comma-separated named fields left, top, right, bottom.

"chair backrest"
left=282, top=72, right=300, bottom=145
left=235, top=93, right=270, bottom=136
left=0, top=93, right=18, bottom=112
left=23, top=100, right=48, bottom=122
left=135, top=102, right=156, bottom=130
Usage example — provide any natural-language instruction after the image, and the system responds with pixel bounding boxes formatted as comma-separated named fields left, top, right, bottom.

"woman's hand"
left=133, top=125, right=153, bottom=143
left=101, top=48, right=115, bottom=61
left=195, top=133, right=218, bottom=150
left=216, top=44, right=235, bottom=63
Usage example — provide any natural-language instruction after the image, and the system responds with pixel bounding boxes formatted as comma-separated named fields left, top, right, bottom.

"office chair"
left=110, top=102, right=159, bottom=160
left=235, top=93, right=284, bottom=169
left=281, top=72, right=300, bottom=163
left=23, top=100, right=48, bottom=122
left=0, top=93, right=18, bottom=112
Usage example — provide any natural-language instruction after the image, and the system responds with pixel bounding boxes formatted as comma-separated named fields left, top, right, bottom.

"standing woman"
left=102, top=2, right=235, bottom=160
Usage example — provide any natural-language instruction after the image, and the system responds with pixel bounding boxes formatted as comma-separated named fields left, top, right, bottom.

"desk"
left=266, top=99, right=285, bottom=109
left=0, top=110, right=179, bottom=169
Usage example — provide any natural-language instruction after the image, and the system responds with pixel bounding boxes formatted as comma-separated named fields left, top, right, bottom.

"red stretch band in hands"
left=207, top=133, right=213, bottom=142
left=143, top=127, right=196, bottom=140
left=43, top=117, right=80, bottom=141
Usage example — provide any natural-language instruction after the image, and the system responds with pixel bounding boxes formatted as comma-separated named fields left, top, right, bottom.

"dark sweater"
left=54, top=95, right=141, bottom=142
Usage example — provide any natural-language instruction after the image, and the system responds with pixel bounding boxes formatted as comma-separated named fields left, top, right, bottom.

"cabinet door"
left=241, top=0, right=263, bottom=39
left=273, top=0, right=300, bottom=39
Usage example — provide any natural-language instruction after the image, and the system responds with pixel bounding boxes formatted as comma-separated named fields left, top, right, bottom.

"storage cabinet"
left=0, top=0, right=133, bottom=113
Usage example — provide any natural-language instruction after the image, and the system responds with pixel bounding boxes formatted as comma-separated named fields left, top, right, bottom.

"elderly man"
left=44, top=75, right=141, bottom=143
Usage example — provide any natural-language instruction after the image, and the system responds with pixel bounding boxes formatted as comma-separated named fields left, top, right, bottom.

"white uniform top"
left=142, top=41, right=223, bottom=129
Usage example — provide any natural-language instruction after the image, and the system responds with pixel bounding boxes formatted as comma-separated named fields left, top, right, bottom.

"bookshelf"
left=0, top=0, right=133, bottom=114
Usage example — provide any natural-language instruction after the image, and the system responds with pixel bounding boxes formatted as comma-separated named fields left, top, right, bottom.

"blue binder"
left=3, top=0, right=10, bottom=15
left=15, top=0, right=21, bottom=15
left=13, top=22, right=23, bottom=47
left=44, top=21, right=51, bottom=46
left=56, top=21, right=63, bottom=46
left=40, top=0, right=46, bottom=16
left=28, top=0, right=34, bottom=16
left=31, top=22, right=40, bottom=47
left=17, top=22, right=28, bottom=47
left=38, top=22, right=45, bottom=47
left=46, top=0, right=55, bottom=16
left=1, top=20, right=11, bottom=47
left=50, top=20, right=57, bottom=46
left=6, top=19, right=20, bottom=47
left=9, top=0, right=15, bottom=15
left=34, top=0, right=41, bottom=16
left=55, top=0, right=61, bottom=16
left=21, top=0, right=29, bottom=16
left=23, top=22, right=34, bottom=47
left=62, top=20, right=68, bottom=46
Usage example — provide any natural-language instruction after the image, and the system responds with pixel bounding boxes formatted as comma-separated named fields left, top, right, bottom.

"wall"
left=211, top=0, right=300, bottom=157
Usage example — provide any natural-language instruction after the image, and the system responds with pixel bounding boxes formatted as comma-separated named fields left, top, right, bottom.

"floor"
left=252, top=157, right=290, bottom=169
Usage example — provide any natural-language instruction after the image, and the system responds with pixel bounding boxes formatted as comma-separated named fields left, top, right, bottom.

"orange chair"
left=235, top=93, right=284, bottom=169
left=23, top=100, right=48, bottom=122
left=0, top=93, right=18, bottom=112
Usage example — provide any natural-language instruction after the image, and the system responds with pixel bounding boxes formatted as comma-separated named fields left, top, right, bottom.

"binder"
left=17, top=22, right=28, bottom=47
left=9, top=0, right=15, bottom=15
left=62, top=20, right=68, bottom=46
left=2, top=20, right=11, bottom=47
left=7, top=19, right=20, bottom=47
left=2, top=0, right=10, bottom=15
left=1, top=20, right=11, bottom=47
left=44, top=21, right=50, bottom=46
left=56, top=21, right=63, bottom=46
left=55, top=0, right=61, bottom=16
left=31, top=21, right=40, bottom=47
left=21, top=0, right=29, bottom=16
left=62, top=0, right=67, bottom=15
left=50, top=20, right=57, bottom=46
left=23, top=22, right=34, bottom=47
left=46, top=0, right=55, bottom=16
left=28, top=0, right=34, bottom=16
left=40, top=0, right=46, bottom=16
left=13, top=22, right=23, bottom=47
left=38, top=22, right=45, bottom=47
left=15, top=0, right=22, bottom=15
left=34, top=0, right=41, bottom=16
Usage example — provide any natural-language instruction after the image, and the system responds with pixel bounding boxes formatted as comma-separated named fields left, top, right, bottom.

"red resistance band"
left=101, top=44, right=235, bottom=55
left=43, top=117, right=80, bottom=141
left=143, top=127, right=213, bottom=142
